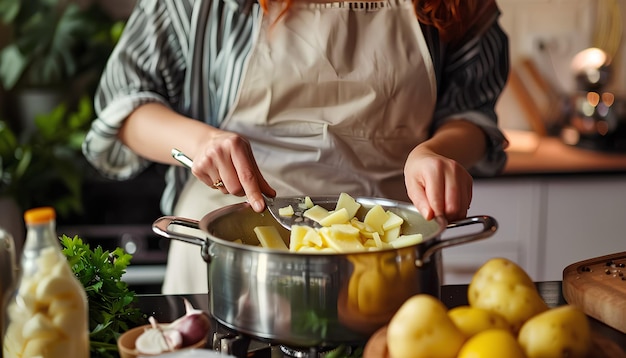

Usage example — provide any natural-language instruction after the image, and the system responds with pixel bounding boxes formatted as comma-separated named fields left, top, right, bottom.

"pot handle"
left=152, top=216, right=207, bottom=247
left=417, top=215, right=498, bottom=267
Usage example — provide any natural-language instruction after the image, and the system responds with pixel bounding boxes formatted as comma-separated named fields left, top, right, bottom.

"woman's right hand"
left=190, top=129, right=276, bottom=213
left=119, top=103, right=275, bottom=213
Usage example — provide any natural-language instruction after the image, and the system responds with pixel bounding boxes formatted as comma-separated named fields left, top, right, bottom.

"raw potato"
left=336, top=192, right=361, bottom=218
left=319, top=207, right=350, bottom=227
left=363, top=205, right=389, bottom=235
left=253, top=226, right=288, bottom=250
left=447, top=305, right=510, bottom=339
left=289, top=225, right=322, bottom=251
left=518, top=305, right=591, bottom=358
left=468, top=257, right=535, bottom=294
left=387, top=294, right=465, bottom=358
left=457, top=329, right=526, bottom=358
left=469, top=281, right=548, bottom=333
left=373, top=257, right=593, bottom=358
left=278, top=205, right=294, bottom=216
left=318, top=225, right=364, bottom=252
left=302, top=205, right=330, bottom=222
left=468, top=258, right=548, bottom=332
left=279, top=193, right=424, bottom=253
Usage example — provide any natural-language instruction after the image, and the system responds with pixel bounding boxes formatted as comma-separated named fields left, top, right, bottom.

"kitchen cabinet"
left=442, top=177, right=543, bottom=284
left=540, top=175, right=626, bottom=281
left=442, top=172, right=626, bottom=284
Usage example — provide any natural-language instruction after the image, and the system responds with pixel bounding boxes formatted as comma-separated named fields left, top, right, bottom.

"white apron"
left=163, top=0, right=436, bottom=294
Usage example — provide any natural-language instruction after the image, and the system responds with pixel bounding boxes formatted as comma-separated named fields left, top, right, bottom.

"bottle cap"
left=24, top=207, right=56, bottom=224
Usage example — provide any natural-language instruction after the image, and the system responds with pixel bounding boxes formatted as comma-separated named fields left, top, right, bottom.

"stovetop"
left=210, top=317, right=363, bottom=357
left=135, top=293, right=362, bottom=358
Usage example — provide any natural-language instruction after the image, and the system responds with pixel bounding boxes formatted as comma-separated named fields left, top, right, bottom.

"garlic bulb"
left=135, top=298, right=210, bottom=355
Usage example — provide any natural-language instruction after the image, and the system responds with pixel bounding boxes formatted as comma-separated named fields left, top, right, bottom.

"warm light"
left=582, top=102, right=595, bottom=117
left=602, top=92, right=615, bottom=106
left=587, top=91, right=600, bottom=106
left=582, top=117, right=596, bottom=131
left=597, top=120, right=609, bottom=135
left=571, top=48, right=610, bottom=72
left=561, top=126, right=580, bottom=145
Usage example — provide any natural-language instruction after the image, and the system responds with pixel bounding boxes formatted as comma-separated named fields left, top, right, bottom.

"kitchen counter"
left=502, top=133, right=626, bottom=176
left=132, top=281, right=626, bottom=357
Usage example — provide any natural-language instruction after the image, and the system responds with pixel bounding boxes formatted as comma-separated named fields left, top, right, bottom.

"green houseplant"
left=0, top=96, right=93, bottom=218
left=0, top=0, right=123, bottom=94
left=0, top=0, right=125, bottom=221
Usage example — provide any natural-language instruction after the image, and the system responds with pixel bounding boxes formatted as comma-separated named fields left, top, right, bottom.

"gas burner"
left=211, top=330, right=355, bottom=358
left=279, top=344, right=352, bottom=358
left=212, top=331, right=273, bottom=358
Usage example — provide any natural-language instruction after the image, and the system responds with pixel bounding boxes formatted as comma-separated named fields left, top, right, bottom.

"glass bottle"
left=2, top=207, right=89, bottom=358
left=1, top=227, right=17, bottom=358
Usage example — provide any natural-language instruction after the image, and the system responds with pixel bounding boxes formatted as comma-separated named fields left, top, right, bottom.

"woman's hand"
left=404, top=148, right=473, bottom=222
left=191, top=129, right=276, bottom=213
left=404, top=120, right=487, bottom=222
left=119, top=103, right=275, bottom=213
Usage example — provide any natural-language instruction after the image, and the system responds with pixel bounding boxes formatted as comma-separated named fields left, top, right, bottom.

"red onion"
left=135, top=298, right=211, bottom=354
left=169, top=298, right=212, bottom=346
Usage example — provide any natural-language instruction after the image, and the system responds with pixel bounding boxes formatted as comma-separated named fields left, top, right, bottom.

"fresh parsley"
left=60, top=235, right=146, bottom=358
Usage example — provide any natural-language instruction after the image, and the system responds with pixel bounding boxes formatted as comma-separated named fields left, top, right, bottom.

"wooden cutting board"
left=562, top=251, right=626, bottom=334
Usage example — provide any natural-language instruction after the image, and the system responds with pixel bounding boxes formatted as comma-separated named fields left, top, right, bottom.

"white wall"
left=495, top=0, right=626, bottom=130
left=498, top=0, right=595, bottom=90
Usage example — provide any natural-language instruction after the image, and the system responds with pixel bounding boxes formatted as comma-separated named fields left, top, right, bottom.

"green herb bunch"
left=60, top=235, right=146, bottom=358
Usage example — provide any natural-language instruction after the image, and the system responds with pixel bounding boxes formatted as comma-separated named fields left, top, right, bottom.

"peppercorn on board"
left=562, top=251, right=626, bottom=335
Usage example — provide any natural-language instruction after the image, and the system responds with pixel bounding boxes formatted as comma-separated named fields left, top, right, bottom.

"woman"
left=83, top=0, right=509, bottom=294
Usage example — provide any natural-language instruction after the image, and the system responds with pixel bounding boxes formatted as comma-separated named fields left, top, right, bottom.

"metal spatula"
left=171, top=148, right=321, bottom=230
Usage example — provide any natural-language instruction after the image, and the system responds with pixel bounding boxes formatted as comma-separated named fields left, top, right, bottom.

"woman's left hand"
left=404, top=148, right=473, bottom=222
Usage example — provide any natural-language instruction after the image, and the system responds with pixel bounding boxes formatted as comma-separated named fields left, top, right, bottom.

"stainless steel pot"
left=152, top=196, right=497, bottom=348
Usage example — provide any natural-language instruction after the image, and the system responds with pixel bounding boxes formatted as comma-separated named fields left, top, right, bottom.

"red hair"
left=416, top=0, right=480, bottom=42
left=258, top=0, right=483, bottom=42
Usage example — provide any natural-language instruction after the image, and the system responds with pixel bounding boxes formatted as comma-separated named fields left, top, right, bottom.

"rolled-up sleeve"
left=82, top=0, right=189, bottom=180
left=432, top=11, right=510, bottom=177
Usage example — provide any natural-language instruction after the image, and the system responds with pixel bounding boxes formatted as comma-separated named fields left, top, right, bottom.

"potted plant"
left=0, top=0, right=123, bottom=91
left=0, top=95, right=93, bottom=220
left=0, top=0, right=123, bottom=130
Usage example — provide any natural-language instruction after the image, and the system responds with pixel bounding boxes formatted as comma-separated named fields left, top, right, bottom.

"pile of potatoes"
left=385, top=258, right=592, bottom=358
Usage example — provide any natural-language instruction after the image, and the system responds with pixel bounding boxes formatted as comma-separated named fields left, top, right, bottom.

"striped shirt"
left=83, top=0, right=510, bottom=214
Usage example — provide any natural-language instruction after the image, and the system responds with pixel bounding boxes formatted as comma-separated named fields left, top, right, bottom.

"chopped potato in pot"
left=253, top=193, right=424, bottom=253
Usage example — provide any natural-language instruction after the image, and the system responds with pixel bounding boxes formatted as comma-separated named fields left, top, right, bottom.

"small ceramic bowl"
left=117, top=324, right=208, bottom=358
